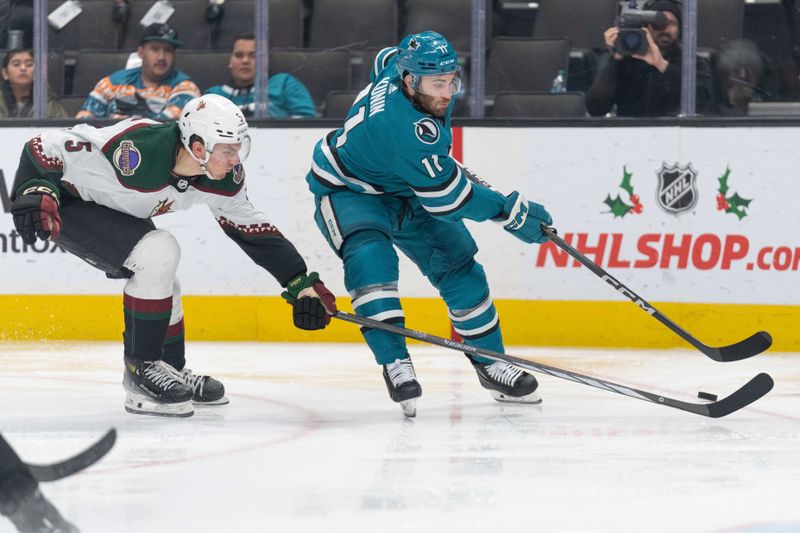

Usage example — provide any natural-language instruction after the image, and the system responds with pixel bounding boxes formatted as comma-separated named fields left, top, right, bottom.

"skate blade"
left=490, top=390, right=542, bottom=405
left=400, top=399, right=417, bottom=418
left=125, top=392, right=194, bottom=418
left=193, top=395, right=230, bottom=406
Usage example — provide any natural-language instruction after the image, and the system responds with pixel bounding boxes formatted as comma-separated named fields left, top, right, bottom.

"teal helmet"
left=396, top=31, right=461, bottom=94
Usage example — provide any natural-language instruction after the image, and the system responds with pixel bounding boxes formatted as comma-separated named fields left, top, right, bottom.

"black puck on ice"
left=697, top=391, right=718, bottom=401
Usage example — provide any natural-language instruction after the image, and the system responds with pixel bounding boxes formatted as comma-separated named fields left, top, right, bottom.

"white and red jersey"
left=14, top=118, right=307, bottom=286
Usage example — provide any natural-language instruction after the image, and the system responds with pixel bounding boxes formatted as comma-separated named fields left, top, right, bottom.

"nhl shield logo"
left=656, top=162, right=698, bottom=215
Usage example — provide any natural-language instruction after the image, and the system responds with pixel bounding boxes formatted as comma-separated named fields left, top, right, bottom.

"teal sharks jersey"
left=308, top=47, right=506, bottom=222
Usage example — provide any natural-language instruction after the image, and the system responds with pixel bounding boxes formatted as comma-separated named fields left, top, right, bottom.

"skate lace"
left=485, top=361, right=524, bottom=387
left=386, top=358, right=417, bottom=386
left=142, top=361, right=182, bottom=390
left=181, top=369, right=206, bottom=395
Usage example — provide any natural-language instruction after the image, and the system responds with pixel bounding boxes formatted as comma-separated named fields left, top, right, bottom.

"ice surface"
left=0, top=341, right=798, bottom=532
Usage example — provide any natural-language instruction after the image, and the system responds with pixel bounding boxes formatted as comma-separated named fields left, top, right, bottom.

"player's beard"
left=412, top=92, right=449, bottom=118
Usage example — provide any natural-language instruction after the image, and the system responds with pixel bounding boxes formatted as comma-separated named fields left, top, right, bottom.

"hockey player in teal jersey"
left=306, top=31, right=553, bottom=417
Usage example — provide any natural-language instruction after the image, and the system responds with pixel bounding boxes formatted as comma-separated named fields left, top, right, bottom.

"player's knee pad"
left=432, top=259, right=490, bottom=304
left=342, top=230, right=399, bottom=291
left=122, top=229, right=181, bottom=298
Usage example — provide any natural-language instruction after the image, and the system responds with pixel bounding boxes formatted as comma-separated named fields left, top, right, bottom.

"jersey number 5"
left=64, top=141, right=92, bottom=152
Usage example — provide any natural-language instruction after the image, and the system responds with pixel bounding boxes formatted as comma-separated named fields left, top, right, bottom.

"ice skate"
left=467, top=355, right=542, bottom=404
left=382, top=358, right=422, bottom=418
left=122, top=358, right=194, bottom=417
left=175, top=367, right=229, bottom=405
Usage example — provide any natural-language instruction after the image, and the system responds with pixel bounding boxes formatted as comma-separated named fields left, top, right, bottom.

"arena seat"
left=698, top=0, right=745, bottom=50
left=175, top=51, right=231, bottom=92
left=490, top=91, right=586, bottom=118
left=269, top=49, right=351, bottom=108
left=48, top=0, right=122, bottom=50
left=402, top=0, right=492, bottom=53
left=70, top=50, right=130, bottom=96
left=532, top=0, right=617, bottom=50
left=122, top=0, right=211, bottom=50
left=323, top=90, right=360, bottom=118
left=486, top=37, right=570, bottom=95
left=308, top=0, right=397, bottom=50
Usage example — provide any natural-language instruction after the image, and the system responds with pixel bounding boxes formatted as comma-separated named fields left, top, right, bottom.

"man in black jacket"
left=586, top=0, right=714, bottom=117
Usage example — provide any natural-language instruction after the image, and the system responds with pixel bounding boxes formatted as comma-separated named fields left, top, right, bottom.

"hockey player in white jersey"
left=9, top=94, right=337, bottom=418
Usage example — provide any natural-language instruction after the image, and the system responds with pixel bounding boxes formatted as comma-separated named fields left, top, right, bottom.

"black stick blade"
left=28, top=428, right=117, bottom=482
left=706, top=373, right=774, bottom=418
left=711, top=331, right=773, bottom=362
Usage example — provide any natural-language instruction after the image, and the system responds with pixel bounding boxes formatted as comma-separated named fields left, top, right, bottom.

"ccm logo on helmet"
left=414, top=118, right=440, bottom=145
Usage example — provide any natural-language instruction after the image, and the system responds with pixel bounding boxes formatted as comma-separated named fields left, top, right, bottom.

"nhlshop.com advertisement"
left=463, top=126, right=799, bottom=307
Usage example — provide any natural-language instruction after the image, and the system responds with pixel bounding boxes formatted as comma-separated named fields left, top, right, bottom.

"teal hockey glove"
left=498, top=191, right=552, bottom=244
left=281, top=272, right=338, bottom=330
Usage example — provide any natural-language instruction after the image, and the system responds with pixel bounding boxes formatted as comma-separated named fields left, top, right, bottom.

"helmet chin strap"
left=186, top=142, right=216, bottom=179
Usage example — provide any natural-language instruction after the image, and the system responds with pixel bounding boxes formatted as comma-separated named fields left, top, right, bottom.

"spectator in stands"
left=0, top=48, right=67, bottom=118
left=715, top=39, right=764, bottom=116
left=205, top=33, right=316, bottom=118
left=77, top=23, right=200, bottom=120
left=585, top=0, right=714, bottom=117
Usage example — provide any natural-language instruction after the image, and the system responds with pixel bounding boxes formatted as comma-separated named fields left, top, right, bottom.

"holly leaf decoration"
left=620, top=166, right=635, bottom=196
left=604, top=194, right=632, bottom=218
left=726, top=192, right=752, bottom=220
left=717, top=166, right=731, bottom=195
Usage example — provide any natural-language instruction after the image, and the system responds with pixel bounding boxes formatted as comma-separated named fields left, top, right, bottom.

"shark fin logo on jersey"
left=113, top=140, right=141, bottom=176
left=232, top=163, right=245, bottom=184
left=414, top=118, right=440, bottom=145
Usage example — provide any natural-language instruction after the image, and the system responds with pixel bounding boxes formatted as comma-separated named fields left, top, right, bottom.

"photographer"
left=585, top=0, right=714, bottom=117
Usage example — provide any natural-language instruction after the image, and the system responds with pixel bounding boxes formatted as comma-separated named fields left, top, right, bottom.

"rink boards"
left=0, top=125, right=797, bottom=350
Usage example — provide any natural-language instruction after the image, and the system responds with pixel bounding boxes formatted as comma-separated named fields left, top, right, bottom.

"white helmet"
left=178, top=94, right=250, bottom=175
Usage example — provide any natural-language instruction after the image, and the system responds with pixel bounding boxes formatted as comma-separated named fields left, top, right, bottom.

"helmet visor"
left=208, top=135, right=251, bottom=166
left=415, top=71, right=462, bottom=97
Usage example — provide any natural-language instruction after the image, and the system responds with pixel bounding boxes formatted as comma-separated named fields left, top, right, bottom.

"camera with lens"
left=615, top=4, right=668, bottom=56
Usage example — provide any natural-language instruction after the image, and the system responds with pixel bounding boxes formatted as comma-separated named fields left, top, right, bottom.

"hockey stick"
left=541, top=225, right=772, bottom=362
left=26, top=428, right=116, bottom=482
left=333, top=311, right=773, bottom=418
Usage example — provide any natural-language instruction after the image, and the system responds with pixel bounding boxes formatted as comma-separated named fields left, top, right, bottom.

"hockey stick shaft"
left=540, top=225, right=771, bottom=362
left=27, top=428, right=116, bottom=482
left=333, top=312, right=772, bottom=418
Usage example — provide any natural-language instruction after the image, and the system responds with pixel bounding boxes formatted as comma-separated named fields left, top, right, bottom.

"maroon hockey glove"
left=282, top=272, right=338, bottom=330
left=11, top=188, right=61, bottom=245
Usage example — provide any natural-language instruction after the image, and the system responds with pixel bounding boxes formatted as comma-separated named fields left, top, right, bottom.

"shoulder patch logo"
left=112, top=140, right=141, bottom=176
left=414, top=118, right=440, bottom=145
left=232, top=163, right=245, bottom=184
